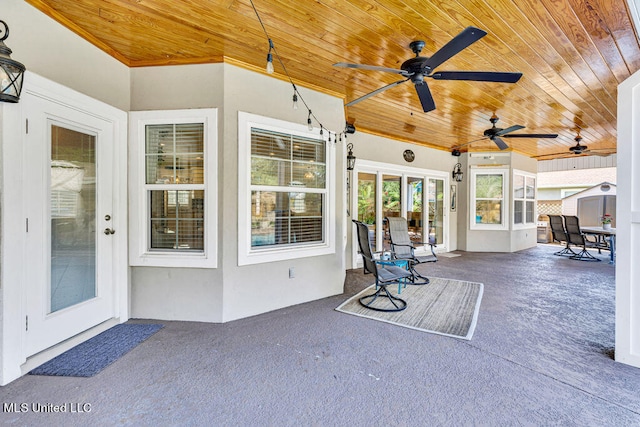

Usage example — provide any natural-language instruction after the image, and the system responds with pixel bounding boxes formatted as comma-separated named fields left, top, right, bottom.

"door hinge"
left=25, top=315, right=28, bottom=331
left=25, top=118, right=28, bottom=134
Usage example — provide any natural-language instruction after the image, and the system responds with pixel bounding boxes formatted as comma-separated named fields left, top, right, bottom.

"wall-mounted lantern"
left=452, top=162, right=464, bottom=182
left=0, top=20, right=26, bottom=103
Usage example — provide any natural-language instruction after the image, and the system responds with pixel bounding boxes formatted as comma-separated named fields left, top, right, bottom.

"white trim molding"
left=615, top=66, right=640, bottom=367
left=469, top=167, right=510, bottom=231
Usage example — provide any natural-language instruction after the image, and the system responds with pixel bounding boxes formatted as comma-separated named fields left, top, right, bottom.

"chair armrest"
left=416, top=242, right=437, bottom=258
left=391, top=243, right=415, bottom=249
left=414, top=241, right=437, bottom=248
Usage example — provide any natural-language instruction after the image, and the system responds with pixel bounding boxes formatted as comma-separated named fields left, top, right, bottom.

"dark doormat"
left=29, top=323, right=163, bottom=377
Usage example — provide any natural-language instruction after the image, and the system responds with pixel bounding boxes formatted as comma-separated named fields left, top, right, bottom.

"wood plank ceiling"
left=25, top=0, right=640, bottom=160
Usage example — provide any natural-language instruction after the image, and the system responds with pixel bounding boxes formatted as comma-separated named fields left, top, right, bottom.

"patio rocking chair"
left=385, top=216, right=437, bottom=285
left=352, top=220, right=411, bottom=312
left=563, top=215, right=600, bottom=262
left=548, top=215, right=576, bottom=256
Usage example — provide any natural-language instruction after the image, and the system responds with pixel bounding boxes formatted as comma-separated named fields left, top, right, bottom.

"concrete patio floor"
left=1, top=243, right=636, bottom=426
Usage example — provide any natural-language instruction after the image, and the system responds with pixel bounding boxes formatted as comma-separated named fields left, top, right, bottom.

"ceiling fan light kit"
left=334, top=26, right=522, bottom=113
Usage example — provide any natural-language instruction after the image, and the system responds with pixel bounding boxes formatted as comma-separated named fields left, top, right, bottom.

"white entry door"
left=23, top=92, right=117, bottom=357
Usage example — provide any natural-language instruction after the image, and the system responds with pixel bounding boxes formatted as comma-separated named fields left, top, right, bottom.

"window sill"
left=238, top=242, right=334, bottom=266
left=130, top=252, right=217, bottom=269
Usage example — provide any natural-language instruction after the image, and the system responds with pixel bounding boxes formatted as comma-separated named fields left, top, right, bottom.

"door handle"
left=103, top=228, right=116, bottom=235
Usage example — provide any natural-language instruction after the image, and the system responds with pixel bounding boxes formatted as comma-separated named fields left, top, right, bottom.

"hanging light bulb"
left=292, top=92, right=298, bottom=110
left=265, top=38, right=274, bottom=74
left=307, top=110, right=313, bottom=131
left=266, top=53, right=274, bottom=74
left=320, top=126, right=324, bottom=136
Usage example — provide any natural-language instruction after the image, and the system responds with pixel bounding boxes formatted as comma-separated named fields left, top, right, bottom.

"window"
left=513, top=171, right=536, bottom=227
left=238, top=112, right=335, bottom=265
left=471, top=168, right=508, bottom=230
left=129, top=109, right=217, bottom=268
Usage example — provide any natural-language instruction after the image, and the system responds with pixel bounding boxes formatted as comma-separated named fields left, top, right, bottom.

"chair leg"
left=359, top=284, right=407, bottom=312
left=407, top=263, right=430, bottom=285
left=570, top=247, right=600, bottom=262
left=554, top=244, right=577, bottom=257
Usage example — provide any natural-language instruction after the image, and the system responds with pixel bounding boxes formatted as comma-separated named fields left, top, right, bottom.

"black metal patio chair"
left=548, top=215, right=576, bottom=256
left=385, top=216, right=437, bottom=285
left=563, top=215, right=601, bottom=262
left=352, top=220, right=411, bottom=312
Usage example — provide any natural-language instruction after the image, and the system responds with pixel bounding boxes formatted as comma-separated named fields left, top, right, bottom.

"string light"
left=265, top=38, right=274, bottom=74
left=250, top=0, right=341, bottom=141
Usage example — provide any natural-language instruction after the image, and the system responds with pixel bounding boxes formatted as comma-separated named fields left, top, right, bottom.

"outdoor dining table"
left=581, top=226, right=616, bottom=264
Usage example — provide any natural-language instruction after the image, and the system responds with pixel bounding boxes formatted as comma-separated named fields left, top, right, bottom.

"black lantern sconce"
left=452, top=162, right=464, bottom=182
left=0, top=20, right=26, bottom=103
left=346, top=143, right=356, bottom=171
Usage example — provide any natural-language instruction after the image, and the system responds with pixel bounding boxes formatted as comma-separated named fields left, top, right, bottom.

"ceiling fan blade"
left=502, top=133, right=558, bottom=138
left=345, top=78, right=409, bottom=107
left=333, top=62, right=409, bottom=76
left=492, top=136, right=509, bottom=150
left=430, top=71, right=523, bottom=83
left=534, top=148, right=608, bottom=159
left=423, top=26, right=487, bottom=71
left=495, top=125, right=525, bottom=136
left=456, top=137, right=489, bottom=148
left=414, top=82, right=436, bottom=112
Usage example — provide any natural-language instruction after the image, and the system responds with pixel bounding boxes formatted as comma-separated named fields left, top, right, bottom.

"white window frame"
left=513, top=169, right=537, bottom=229
left=129, top=109, right=218, bottom=268
left=238, top=112, right=335, bottom=266
left=470, top=167, right=509, bottom=230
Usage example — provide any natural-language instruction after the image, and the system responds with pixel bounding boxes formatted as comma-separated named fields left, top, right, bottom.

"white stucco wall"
left=462, top=152, right=538, bottom=252
left=221, top=65, right=346, bottom=321
left=129, top=64, right=347, bottom=322
left=128, top=64, right=225, bottom=322
left=4, top=0, right=131, bottom=111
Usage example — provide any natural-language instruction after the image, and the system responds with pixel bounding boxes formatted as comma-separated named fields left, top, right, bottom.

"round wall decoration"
left=403, top=149, right=415, bottom=162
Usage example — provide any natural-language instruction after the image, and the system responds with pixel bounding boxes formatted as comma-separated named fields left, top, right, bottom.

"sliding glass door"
left=352, top=162, right=448, bottom=264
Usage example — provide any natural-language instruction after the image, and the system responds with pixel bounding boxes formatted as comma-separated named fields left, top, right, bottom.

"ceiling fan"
left=534, top=132, right=612, bottom=159
left=333, top=26, right=522, bottom=112
left=457, top=114, right=558, bottom=151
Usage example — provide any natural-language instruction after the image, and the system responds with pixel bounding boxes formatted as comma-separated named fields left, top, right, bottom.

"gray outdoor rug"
left=336, top=277, right=484, bottom=340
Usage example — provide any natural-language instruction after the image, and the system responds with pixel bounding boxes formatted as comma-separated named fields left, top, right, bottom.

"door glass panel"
left=407, top=177, right=424, bottom=243
left=357, top=172, right=377, bottom=248
left=428, top=178, right=444, bottom=245
left=382, top=175, right=401, bottom=249
left=50, top=125, right=96, bottom=313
